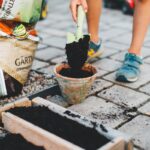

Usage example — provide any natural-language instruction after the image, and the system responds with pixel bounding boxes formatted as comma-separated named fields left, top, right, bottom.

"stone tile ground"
left=1, top=1, right=150, bottom=149
left=35, top=2, right=150, bottom=148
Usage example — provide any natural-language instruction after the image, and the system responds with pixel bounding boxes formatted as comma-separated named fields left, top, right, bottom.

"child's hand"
left=70, top=0, right=88, bottom=22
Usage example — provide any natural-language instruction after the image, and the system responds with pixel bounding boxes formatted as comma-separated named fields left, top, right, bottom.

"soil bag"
left=0, top=0, right=42, bottom=23
left=0, top=23, right=39, bottom=97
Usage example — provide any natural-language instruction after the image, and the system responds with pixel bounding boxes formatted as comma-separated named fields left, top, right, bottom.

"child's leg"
left=116, top=0, right=150, bottom=82
left=86, top=0, right=102, bottom=43
left=129, top=0, right=150, bottom=55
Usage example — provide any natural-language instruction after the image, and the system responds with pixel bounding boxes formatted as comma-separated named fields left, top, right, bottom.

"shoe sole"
left=116, top=75, right=138, bottom=83
left=87, top=50, right=103, bottom=62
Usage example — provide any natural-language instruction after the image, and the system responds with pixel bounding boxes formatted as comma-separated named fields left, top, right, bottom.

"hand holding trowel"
left=66, top=5, right=90, bottom=70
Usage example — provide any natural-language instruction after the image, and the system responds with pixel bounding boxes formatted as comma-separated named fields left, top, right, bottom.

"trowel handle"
left=76, top=5, right=85, bottom=40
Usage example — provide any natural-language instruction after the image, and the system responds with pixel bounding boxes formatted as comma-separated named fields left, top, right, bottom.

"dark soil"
left=0, top=133, right=44, bottom=150
left=59, top=68, right=93, bottom=78
left=8, top=106, right=110, bottom=150
left=66, top=35, right=90, bottom=69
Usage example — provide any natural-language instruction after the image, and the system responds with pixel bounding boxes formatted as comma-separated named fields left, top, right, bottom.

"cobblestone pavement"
left=1, top=1, right=150, bottom=150
left=33, top=1, right=150, bottom=150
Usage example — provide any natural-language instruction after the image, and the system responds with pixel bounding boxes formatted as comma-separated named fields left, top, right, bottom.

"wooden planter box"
left=0, top=97, right=133, bottom=150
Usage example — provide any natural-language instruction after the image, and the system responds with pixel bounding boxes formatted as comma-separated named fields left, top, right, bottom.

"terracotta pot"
left=54, top=63, right=97, bottom=105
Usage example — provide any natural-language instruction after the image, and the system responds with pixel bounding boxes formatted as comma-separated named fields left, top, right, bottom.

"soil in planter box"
left=0, top=133, right=44, bottom=150
left=8, top=106, right=110, bottom=150
left=59, top=68, right=93, bottom=78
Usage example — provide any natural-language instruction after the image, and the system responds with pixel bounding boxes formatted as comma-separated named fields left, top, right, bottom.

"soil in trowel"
left=66, top=35, right=90, bottom=70
left=59, top=68, right=93, bottom=78
left=8, top=106, right=110, bottom=150
left=0, top=133, right=44, bottom=150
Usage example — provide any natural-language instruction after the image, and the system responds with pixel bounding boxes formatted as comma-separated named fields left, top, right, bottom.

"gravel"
left=0, top=71, right=57, bottom=106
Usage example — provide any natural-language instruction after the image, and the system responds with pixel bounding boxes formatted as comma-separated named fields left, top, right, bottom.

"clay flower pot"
left=54, top=63, right=97, bottom=105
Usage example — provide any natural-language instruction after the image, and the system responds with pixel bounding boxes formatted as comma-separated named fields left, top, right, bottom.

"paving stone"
left=112, top=31, right=150, bottom=46
left=50, top=21, right=74, bottom=30
left=140, top=46, right=150, bottom=58
left=37, top=43, right=48, bottom=50
left=144, top=40, right=150, bottom=48
left=111, top=33, right=132, bottom=45
left=37, top=18, right=55, bottom=27
left=119, top=115, right=150, bottom=149
left=94, top=68, right=108, bottom=78
left=120, top=15, right=133, bottom=23
left=98, top=85, right=149, bottom=108
left=31, top=59, right=49, bottom=70
left=104, top=64, right=150, bottom=89
left=110, top=47, right=150, bottom=62
left=111, top=21, right=132, bottom=30
left=100, top=47, right=118, bottom=58
left=89, top=79, right=113, bottom=95
left=38, top=32, right=50, bottom=41
left=51, top=55, right=67, bottom=64
left=46, top=95, right=69, bottom=107
left=99, top=22, right=111, bottom=31
left=110, top=51, right=126, bottom=62
left=93, top=58, right=122, bottom=72
left=104, top=41, right=128, bottom=51
left=69, top=96, right=130, bottom=128
left=144, top=33, right=150, bottom=43
left=43, top=36, right=66, bottom=49
left=101, top=13, right=123, bottom=25
left=35, top=47, right=64, bottom=61
left=138, top=101, right=150, bottom=116
left=144, top=57, right=150, bottom=64
left=38, top=65, right=55, bottom=76
left=139, top=83, right=150, bottom=95
left=100, top=28, right=128, bottom=41
left=47, top=13, right=71, bottom=22
left=41, top=28, right=66, bottom=37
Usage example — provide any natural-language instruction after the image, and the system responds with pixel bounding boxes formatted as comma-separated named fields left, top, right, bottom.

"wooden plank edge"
left=2, top=112, right=82, bottom=150
left=32, top=97, right=66, bottom=113
left=0, top=97, right=31, bottom=121
left=98, top=137, right=125, bottom=150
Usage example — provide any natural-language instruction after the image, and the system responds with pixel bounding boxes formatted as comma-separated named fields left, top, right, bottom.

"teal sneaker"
left=87, top=39, right=104, bottom=62
left=116, top=53, right=143, bottom=82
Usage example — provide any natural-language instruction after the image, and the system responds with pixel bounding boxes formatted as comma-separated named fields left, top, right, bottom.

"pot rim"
left=54, top=63, right=97, bottom=81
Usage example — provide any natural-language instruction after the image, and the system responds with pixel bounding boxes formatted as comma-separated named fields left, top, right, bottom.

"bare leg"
left=86, top=0, right=102, bottom=43
left=129, top=0, right=150, bottom=55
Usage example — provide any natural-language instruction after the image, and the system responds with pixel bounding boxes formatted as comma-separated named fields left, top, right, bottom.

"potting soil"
left=0, top=133, right=44, bottom=150
left=8, top=106, right=110, bottom=150
left=59, top=68, right=93, bottom=78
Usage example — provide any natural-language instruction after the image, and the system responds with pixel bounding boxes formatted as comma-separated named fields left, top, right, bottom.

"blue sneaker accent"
left=89, top=41, right=101, bottom=52
left=116, top=53, right=143, bottom=82
left=87, top=40, right=103, bottom=62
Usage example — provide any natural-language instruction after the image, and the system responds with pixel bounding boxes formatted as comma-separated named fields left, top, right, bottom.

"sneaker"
left=116, top=53, right=143, bottom=82
left=87, top=39, right=103, bottom=62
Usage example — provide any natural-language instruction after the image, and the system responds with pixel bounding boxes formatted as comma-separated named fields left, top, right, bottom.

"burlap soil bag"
left=0, top=37, right=38, bottom=85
